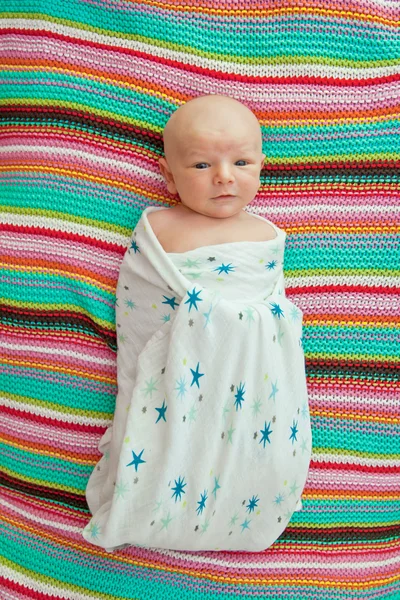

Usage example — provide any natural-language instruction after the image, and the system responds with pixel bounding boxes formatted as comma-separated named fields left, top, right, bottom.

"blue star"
left=266, top=260, right=277, bottom=270
left=246, top=495, right=259, bottom=513
left=234, top=382, right=245, bottom=411
left=185, top=288, right=203, bottom=312
left=175, top=375, right=187, bottom=400
left=212, top=476, right=221, bottom=499
left=203, top=305, right=212, bottom=328
left=196, top=490, right=208, bottom=515
left=126, top=448, right=146, bottom=472
left=130, top=240, right=140, bottom=254
left=155, top=399, right=167, bottom=423
left=171, top=476, right=187, bottom=502
left=213, top=263, right=236, bottom=275
left=274, top=492, right=285, bottom=506
left=161, top=314, right=171, bottom=323
left=289, top=420, right=299, bottom=444
left=259, top=421, right=273, bottom=448
left=162, top=295, right=179, bottom=310
left=270, top=302, right=284, bottom=319
left=190, top=362, right=204, bottom=388
left=240, top=518, right=251, bottom=532
left=269, top=380, right=279, bottom=402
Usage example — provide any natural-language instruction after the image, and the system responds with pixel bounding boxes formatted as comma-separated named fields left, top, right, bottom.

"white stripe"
left=1, top=145, right=164, bottom=181
left=0, top=341, right=116, bottom=366
left=312, top=452, right=399, bottom=467
left=0, top=497, right=83, bottom=534
left=1, top=212, right=128, bottom=246
left=0, top=564, right=99, bottom=600
left=0, top=395, right=111, bottom=427
left=2, top=19, right=399, bottom=79
left=285, top=274, right=399, bottom=288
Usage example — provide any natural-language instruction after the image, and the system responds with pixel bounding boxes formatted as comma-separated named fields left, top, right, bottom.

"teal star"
left=142, top=377, right=158, bottom=398
left=290, top=306, right=301, bottom=322
left=162, top=295, right=179, bottom=310
left=124, top=299, right=136, bottom=309
left=270, top=302, right=284, bottom=319
left=240, top=518, right=251, bottom=532
left=212, top=476, right=221, bottom=499
left=88, top=522, right=100, bottom=538
left=266, top=260, right=277, bottom=270
left=185, top=288, right=203, bottom=312
left=246, top=495, right=259, bottom=513
left=259, top=421, right=273, bottom=448
left=269, top=380, right=279, bottom=402
left=175, top=375, right=187, bottom=400
left=130, top=240, right=140, bottom=254
left=203, top=305, right=212, bottom=327
left=171, top=476, right=187, bottom=502
left=161, top=314, right=171, bottom=323
left=190, top=362, right=204, bottom=388
left=196, top=490, right=208, bottom=515
left=155, top=399, right=167, bottom=423
left=234, top=382, right=245, bottom=410
left=126, top=448, right=146, bottom=472
left=274, top=492, right=285, bottom=506
left=213, top=263, right=235, bottom=275
left=289, top=420, right=299, bottom=444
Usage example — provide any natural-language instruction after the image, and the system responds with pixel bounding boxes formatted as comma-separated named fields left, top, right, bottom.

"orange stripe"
left=0, top=433, right=98, bottom=464
left=2, top=358, right=116, bottom=384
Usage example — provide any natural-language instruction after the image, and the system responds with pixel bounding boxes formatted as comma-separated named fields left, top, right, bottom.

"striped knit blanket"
left=0, top=1, right=399, bottom=599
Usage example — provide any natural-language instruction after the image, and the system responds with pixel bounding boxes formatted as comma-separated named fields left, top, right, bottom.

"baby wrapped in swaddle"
left=83, top=95, right=311, bottom=552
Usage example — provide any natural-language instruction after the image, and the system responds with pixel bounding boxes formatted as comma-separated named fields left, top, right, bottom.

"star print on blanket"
left=83, top=207, right=312, bottom=552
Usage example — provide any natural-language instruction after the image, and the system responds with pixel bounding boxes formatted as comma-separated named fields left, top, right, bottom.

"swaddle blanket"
left=83, top=207, right=312, bottom=552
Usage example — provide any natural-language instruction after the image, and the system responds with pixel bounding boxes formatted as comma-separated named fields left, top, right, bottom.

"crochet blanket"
left=84, top=207, right=311, bottom=552
left=0, top=1, right=399, bottom=599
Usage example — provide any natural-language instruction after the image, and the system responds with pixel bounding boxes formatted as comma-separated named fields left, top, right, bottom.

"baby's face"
left=160, top=110, right=265, bottom=219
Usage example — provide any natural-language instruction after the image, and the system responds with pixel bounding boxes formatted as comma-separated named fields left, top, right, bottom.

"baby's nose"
left=214, top=164, right=235, bottom=184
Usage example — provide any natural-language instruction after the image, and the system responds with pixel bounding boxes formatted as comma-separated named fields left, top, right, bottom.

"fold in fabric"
left=83, top=207, right=312, bottom=551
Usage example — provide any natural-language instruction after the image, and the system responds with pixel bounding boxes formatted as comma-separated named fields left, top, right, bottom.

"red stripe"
left=0, top=223, right=126, bottom=254
left=2, top=28, right=400, bottom=86
left=310, top=460, right=400, bottom=474
left=0, top=404, right=106, bottom=435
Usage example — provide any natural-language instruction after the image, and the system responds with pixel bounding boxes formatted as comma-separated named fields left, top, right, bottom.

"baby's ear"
left=159, top=158, right=178, bottom=195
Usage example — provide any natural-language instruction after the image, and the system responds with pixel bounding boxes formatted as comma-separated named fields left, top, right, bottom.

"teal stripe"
left=4, top=4, right=399, bottom=59
left=0, top=443, right=91, bottom=491
left=303, top=325, right=398, bottom=358
left=0, top=370, right=116, bottom=413
left=1, top=271, right=115, bottom=323
left=291, top=499, right=400, bottom=525
left=311, top=416, right=400, bottom=454
left=2, top=184, right=145, bottom=231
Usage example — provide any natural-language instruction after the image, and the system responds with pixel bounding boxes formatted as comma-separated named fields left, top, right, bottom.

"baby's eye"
left=194, top=163, right=209, bottom=169
left=235, top=160, right=248, bottom=166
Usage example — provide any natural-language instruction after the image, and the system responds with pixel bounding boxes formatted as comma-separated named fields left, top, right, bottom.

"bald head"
left=163, top=95, right=263, bottom=161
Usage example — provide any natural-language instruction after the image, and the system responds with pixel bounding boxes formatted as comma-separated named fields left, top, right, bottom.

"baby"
left=149, top=95, right=275, bottom=251
left=83, top=95, right=311, bottom=553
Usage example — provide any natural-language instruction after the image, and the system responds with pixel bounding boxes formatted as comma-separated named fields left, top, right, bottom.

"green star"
left=222, top=400, right=231, bottom=420
left=114, top=480, right=129, bottom=500
left=244, top=307, right=255, bottom=322
left=188, top=404, right=197, bottom=422
left=277, top=328, right=285, bottom=346
left=289, top=481, right=300, bottom=496
left=300, top=437, right=309, bottom=454
left=183, top=259, right=201, bottom=269
left=212, top=476, right=221, bottom=499
left=201, top=518, right=210, bottom=534
left=160, top=511, right=173, bottom=530
left=251, top=397, right=262, bottom=416
left=229, top=512, right=239, bottom=527
left=142, top=377, right=158, bottom=398
left=88, top=522, right=100, bottom=539
left=226, top=423, right=235, bottom=444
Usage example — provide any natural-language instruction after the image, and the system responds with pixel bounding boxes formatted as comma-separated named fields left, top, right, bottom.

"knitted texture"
left=0, top=1, right=399, bottom=599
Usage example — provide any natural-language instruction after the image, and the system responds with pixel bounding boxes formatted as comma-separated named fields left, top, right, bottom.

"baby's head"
left=159, top=95, right=265, bottom=219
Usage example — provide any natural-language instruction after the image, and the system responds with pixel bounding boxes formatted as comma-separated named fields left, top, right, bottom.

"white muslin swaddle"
left=83, top=207, right=311, bottom=552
